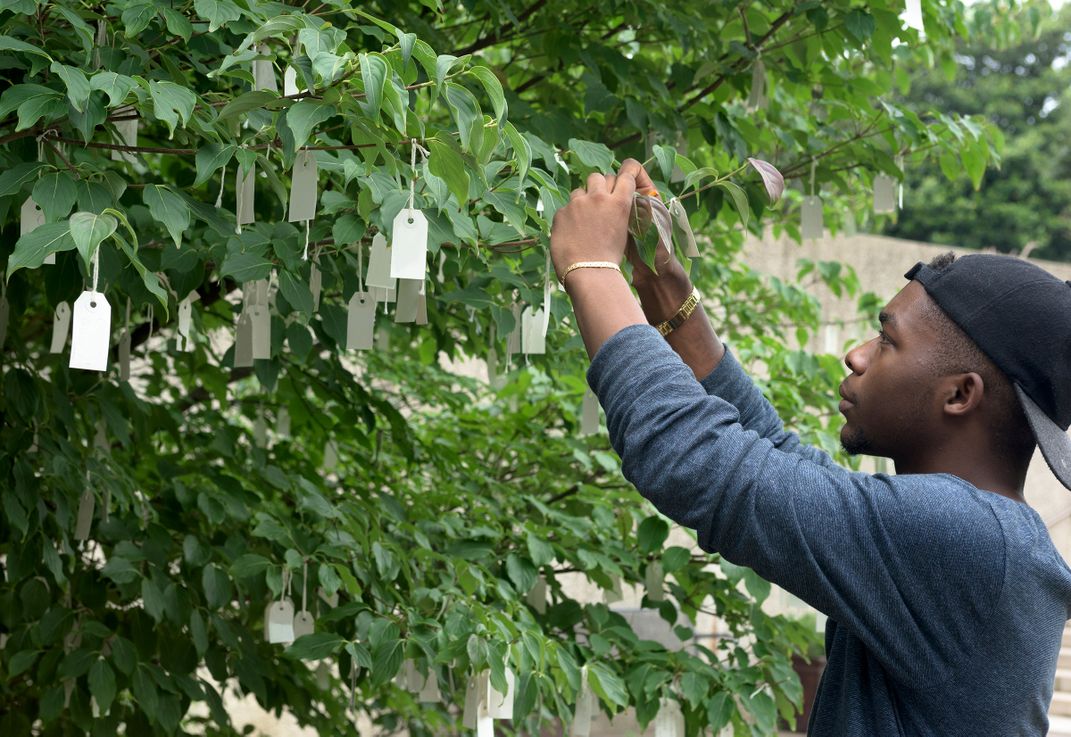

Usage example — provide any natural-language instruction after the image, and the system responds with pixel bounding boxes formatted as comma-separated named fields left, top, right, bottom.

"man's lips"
left=838, top=383, right=855, bottom=413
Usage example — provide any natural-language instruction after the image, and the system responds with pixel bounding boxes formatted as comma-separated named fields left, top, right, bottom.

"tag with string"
left=873, top=173, right=897, bottom=214
left=652, top=697, right=684, bottom=737
left=177, top=291, right=197, bottom=352
left=118, top=299, right=131, bottom=381
left=394, top=279, right=422, bottom=324
left=253, top=44, right=278, bottom=92
left=74, top=477, right=95, bottom=541
left=603, top=576, right=623, bottom=605
left=668, top=198, right=700, bottom=258
left=462, top=673, right=484, bottom=729
left=570, top=664, right=595, bottom=737
left=645, top=560, right=665, bottom=603
left=487, top=663, right=515, bottom=719
left=580, top=389, right=600, bottom=436
left=277, top=407, right=291, bottom=438
left=323, top=440, right=338, bottom=472
left=20, top=196, right=45, bottom=237
left=521, top=306, right=545, bottom=355
left=903, top=0, right=924, bottom=32
left=415, top=280, right=428, bottom=326
left=111, top=105, right=138, bottom=165
left=747, top=57, right=767, bottom=111
left=236, top=159, right=255, bottom=228
left=366, top=233, right=397, bottom=302
left=267, top=568, right=296, bottom=644
left=310, top=259, right=322, bottom=311
left=506, top=303, right=522, bottom=360
left=390, top=140, right=430, bottom=280
left=801, top=161, right=823, bottom=240
left=283, top=66, right=301, bottom=97
left=288, top=149, right=319, bottom=223
left=526, top=574, right=547, bottom=614
left=51, top=301, right=71, bottom=354
left=293, top=560, right=315, bottom=639
left=347, top=292, right=376, bottom=350
left=417, top=666, right=441, bottom=703
left=896, top=155, right=905, bottom=210
left=70, top=248, right=111, bottom=372
left=253, top=405, right=267, bottom=447
left=233, top=308, right=253, bottom=368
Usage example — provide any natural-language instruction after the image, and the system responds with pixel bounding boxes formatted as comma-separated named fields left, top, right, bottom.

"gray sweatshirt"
left=588, top=324, right=1071, bottom=736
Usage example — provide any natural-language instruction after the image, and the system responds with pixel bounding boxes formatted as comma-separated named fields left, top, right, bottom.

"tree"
left=0, top=1, right=1003, bottom=735
left=884, top=1, right=1071, bottom=261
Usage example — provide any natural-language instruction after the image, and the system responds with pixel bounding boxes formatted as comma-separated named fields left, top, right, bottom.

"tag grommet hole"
left=407, top=218, right=414, bottom=224
left=90, top=302, right=97, bottom=308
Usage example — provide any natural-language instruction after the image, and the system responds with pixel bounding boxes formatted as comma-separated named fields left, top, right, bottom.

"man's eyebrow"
left=878, top=311, right=896, bottom=328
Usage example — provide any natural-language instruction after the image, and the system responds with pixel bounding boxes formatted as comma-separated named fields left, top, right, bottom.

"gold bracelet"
left=656, top=287, right=701, bottom=337
left=559, top=261, right=622, bottom=288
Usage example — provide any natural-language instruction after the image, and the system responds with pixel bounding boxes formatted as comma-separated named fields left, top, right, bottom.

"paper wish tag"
left=487, top=666, right=515, bottom=719
left=118, top=327, right=131, bottom=382
left=747, top=58, right=767, bottom=111
left=570, top=665, right=595, bottom=737
left=389, top=209, right=428, bottom=280
left=521, top=306, right=546, bottom=355
left=20, top=196, right=45, bottom=236
left=526, top=575, right=547, bottom=614
left=417, top=669, right=441, bottom=703
left=253, top=44, right=278, bottom=92
left=645, top=560, right=665, bottom=602
left=801, top=195, right=824, bottom=240
left=309, top=262, right=322, bottom=311
left=250, top=279, right=271, bottom=360
left=283, top=66, right=300, bottom=97
left=70, top=292, right=111, bottom=372
left=506, top=303, right=522, bottom=358
left=394, top=279, right=422, bottom=324
left=293, top=610, right=315, bottom=639
left=347, top=291, right=376, bottom=350
left=287, top=149, right=319, bottom=223
left=903, top=0, right=925, bottom=31
left=873, top=174, right=897, bottom=214
left=580, top=389, right=600, bottom=436
left=74, top=487, right=95, bottom=541
left=51, top=301, right=71, bottom=353
left=366, top=233, right=397, bottom=291
left=233, top=311, right=253, bottom=368
left=668, top=198, right=700, bottom=258
left=462, top=674, right=484, bottom=729
left=177, top=294, right=195, bottom=352
left=652, top=697, right=684, bottom=737
left=236, top=163, right=255, bottom=226
left=111, top=106, right=138, bottom=165
left=267, top=599, right=295, bottom=644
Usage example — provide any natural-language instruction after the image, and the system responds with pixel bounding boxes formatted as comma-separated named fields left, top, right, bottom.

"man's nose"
left=844, top=339, right=872, bottom=375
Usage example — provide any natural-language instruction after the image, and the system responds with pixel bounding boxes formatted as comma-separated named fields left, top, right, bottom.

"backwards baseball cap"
left=905, top=254, right=1071, bottom=490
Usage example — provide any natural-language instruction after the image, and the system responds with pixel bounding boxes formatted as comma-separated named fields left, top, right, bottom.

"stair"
left=1050, top=623, right=1071, bottom=736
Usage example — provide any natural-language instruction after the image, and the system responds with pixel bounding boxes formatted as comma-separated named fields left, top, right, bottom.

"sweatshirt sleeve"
left=588, top=325, right=1007, bottom=686
left=698, top=347, right=837, bottom=468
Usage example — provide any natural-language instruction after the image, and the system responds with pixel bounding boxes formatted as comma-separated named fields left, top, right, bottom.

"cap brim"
left=1016, top=384, right=1071, bottom=491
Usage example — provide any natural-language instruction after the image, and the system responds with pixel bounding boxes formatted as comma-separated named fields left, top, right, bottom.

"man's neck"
left=894, top=452, right=1028, bottom=503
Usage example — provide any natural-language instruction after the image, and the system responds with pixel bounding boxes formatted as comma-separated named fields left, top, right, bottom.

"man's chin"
left=840, top=426, right=871, bottom=456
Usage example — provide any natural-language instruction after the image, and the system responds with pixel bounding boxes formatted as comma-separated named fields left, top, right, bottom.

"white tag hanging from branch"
left=253, top=44, right=278, bottom=93
left=69, top=248, right=111, bottom=372
left=288, top=149, right=319, bottom=224
left=570, top=664, right=595, bottom=737
left=50, top=301, right=71, bottom=354
left=873, top=173, right=898, bottom=214
left=236, top=159, right=255, bottom=229
left=366, top=233, right=397, bottom=304
left=390, top=140, right=430, bottom=281
left=580, top=389, right=600, bottom=436
left=251, top=277, right=271, bottom=360
left=111, top=106, right=138, bottom=165
left=747, top=57, right=767, bottom=111
left=118, top=299, right=131, bottom=382
left=293, top=560, right=315, bottom=638
left=801, top=161, right=823, bottom=240
left=394, top=279, right=422, bottom=324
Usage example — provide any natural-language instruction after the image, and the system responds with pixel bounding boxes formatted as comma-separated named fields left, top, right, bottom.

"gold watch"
left=655, top=287, right=701, bottom=337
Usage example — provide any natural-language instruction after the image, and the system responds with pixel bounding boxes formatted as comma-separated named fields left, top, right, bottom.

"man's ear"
left=943, top=372, right=985, bottom=418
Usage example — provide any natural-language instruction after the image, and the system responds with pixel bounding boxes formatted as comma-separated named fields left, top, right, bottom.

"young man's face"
left=839, top=281, right=945, bottom=460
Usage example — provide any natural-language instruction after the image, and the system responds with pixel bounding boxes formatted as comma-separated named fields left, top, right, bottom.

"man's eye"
left=878, top=330, right=891, bottom=344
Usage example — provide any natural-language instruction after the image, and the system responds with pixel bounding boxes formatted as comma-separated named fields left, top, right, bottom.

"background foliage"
left=0, top=0, right=1013, bottom=735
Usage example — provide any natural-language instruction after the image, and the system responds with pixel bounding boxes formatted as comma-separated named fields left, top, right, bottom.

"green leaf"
left=0, top=162, right=47, bottom=197
left=652, top=144, right=676, bottom=182
left=220, top=249, right=273, bottom=283
left=69, top=212, right=118, bottom=272
left=0, top=35, right=52, bottom=60
left=285, top=100, right=334, bottom=154
left=112, top=232, right=170, bottom=317
left=278, top=268, right=314, bottom=313
left=217, top=90, right=278, bottom=123
left=194, top=0, right=242, bottom=32
left=89, top=72, right=137, bottom=108
left=526, top=531, right=554, bottom=566
left=587, top=662, right=629, bottom=709
left=637, top=515, right=669, bottom=553
left=427, top=136, right=470, bottom=210
left=141, top=578, right=166, bottom=622
left=121, top=3, right=156, bottom=36
left=844, top=9, right=876, bottom=43
left=6, top=222, right=75, bottom=278
left=15, top=93, right=67, bottom=131
left=469, top=65, right=506, bottom=125
left=742, top=568, right=771, bottom=603
left=132, top=667, right=159, bottom=720
left=287, top=632, right=345, bottom=660
left=434, top=54, right=459, bottom=88
left=230, top=553, right=271, bottom=579
left=503, top=122, right=531, bottom=188
left=142, top=185, right=191, bottom=248
left=717, top=181, right=750, bottom=229
left=661, top=546, right=691, bottom=573
left=32, top=171, right=78, bottom=222
left=9, top=649, right=40, bottom=677
left=568, top=138, right=614, bottom=172
left=49, top=63, right=91, bottom=112
left=149, top=81, right=197, bottom=138
left=109, top=637, right=137, bottom=676
left=962, top=139, right=988, bottom=190
left=194, top=143, right=236, bottom=187
left=444, top=82, right=482, bottom=153
left=202, top=564, right=233, bottom=608
left=359, top=53, right=389, bottom=120
left=88, top=659, right=116, bottom=714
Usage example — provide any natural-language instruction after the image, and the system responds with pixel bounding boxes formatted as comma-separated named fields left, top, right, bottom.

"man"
left=549, top=159, right=1071, bottom=735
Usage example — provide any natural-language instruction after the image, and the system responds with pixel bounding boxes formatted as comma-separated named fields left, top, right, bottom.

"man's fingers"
left=618, top=158, right=655, bottom=191
left=570, top=187, right=585, bottom=201
left=604, top=174, right=617, bottom=191
left=586, top=172, right=607, bottom=194
left=612, top=169, right=637, bottom=205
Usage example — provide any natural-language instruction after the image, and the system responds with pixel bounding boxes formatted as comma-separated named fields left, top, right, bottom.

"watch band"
left=559, top=261, right=622, bottom=288
left=656, top=287, right=701, bottom=337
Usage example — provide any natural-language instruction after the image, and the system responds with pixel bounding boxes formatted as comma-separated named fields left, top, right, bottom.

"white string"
left=301, top=560, right=308, bottom=613
left=810, top=160, right=817, bottom=197
left=91, top=245, right=100, bottom=294
left=302, top=220, right=310, bottom=261
left=357, top=243, right=364, bottom=293
left=146, top=305, right=153, bottom=351
left=283, top=567, right=291, bottom=601
left=215, top=163, right=227, bottom=208
left=896, top=155, right=905, bottom=209
left=407, top=139, right=430, bottom=218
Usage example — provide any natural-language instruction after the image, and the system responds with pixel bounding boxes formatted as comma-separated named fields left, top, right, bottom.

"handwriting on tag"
left=288, top=150, right=318, bottom=222
left=347, top=291, right=376, bottom=350
left=801, top=195, right=823, bottom=239
left=873, top=174, right=897, bottom=213
left=70, top=292, right=111, bottom=372
left=51, top=301, right=71, bottom=353
left=236, top=163, right=255, bottom=226
left=389, top=210, right=428, bottom=280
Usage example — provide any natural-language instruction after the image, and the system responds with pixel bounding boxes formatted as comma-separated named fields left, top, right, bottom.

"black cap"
left=905, top=254, right=1071, bottom=490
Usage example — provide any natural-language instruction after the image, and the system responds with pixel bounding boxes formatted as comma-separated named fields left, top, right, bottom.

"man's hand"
left=549, top=169, right=637, bottom=284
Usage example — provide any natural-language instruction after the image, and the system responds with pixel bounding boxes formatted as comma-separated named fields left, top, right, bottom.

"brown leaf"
left=747, top=158, right=785, bottom=203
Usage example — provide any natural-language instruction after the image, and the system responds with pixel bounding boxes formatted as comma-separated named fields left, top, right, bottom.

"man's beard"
left=841, top=425, right=873, bottom=456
